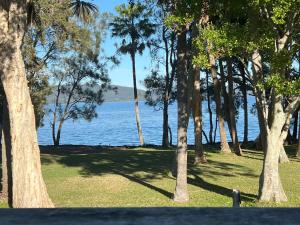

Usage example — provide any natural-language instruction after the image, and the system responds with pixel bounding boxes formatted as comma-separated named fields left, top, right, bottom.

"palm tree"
left=70, top=0, right=98, bottom=22
left=110, top=1, right=156, bottom=146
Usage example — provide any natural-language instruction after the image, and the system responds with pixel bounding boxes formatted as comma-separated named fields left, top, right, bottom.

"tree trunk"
left=162, top=102, right=169, bottom=148
left=239, top=61, right=248, bottom=145
left=162, top=26, right=170, bottom=148
left=259, top=135, right=287, bottom=202
left=192, top=67, right=207, bottom=164
left=206, top=71, right=213, bottom=144
left=297, top=118, right=300, bottom=158
left=173, top=31, right=189, bottom=202
left=1, top=103, right=7, bottom=201
left=1, top=101, right=12, bottom=206
left=209, top=55, right=231, bottom=153
left=1, top=130, right=7, bottom=200
left=130, top=53, right=144, bottom=146
left=0, top=1, right=53, bottom=208
left=54, top=119, right=64, bottom=147
left=219, top=60, right=231, bottom=139
left=292, top=110, right=298, bottom=143
left=278, top=145, right=289, bottom=163
left=227, top=58, right=242, bottom=155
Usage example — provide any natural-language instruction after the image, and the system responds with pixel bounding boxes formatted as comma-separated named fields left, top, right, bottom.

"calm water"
left=38, top=97, right=259, bottom=146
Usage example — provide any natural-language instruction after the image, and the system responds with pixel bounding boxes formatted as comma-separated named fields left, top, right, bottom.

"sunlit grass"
left=1, top=145, right=300, bottom=207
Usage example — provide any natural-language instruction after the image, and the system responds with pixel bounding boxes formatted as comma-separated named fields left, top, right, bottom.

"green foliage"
left=23, top=0, right=75, bottom=127
left=70, top=0, right=98, bottom=22
left=144, top=70, right=176, bottom=110
left=110, top=1, right=156, bottom=56
left=49, top=18, right=111, bottom=126
left=263, top=74, right=300, bottom=96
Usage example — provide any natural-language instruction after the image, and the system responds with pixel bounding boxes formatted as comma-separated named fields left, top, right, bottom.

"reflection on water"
left=38, top=98, right=259, bottom=146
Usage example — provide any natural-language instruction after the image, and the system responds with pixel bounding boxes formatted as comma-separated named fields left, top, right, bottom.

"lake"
left=38, top=97, right=259, bottom=146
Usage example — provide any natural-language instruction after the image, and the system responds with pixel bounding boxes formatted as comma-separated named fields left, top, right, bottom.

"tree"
left=238, top=59, right=249, bottom=145
left=144, top=1, right=177, bottom=148
left=249, top=1, right=300, bottom=202
left=110, top=1, right=156, bottom=146
left=0, top=0, right=99, bottom=208
left=205, top=70, right=214, bottom=144
left=227, top=58, right=242, bottom=155
left=173, top=28, right=189, bottom=202
left=297, top=119, right=300, bottom=158
left=70, top=0, right=98, bottom=22
left=50, top=18, right=111, bottom=146
left=193, top=0, right=232, bottom=153
left=0, top=0, right=53, bottom=207
left=188, top=21, right=207, bottom=164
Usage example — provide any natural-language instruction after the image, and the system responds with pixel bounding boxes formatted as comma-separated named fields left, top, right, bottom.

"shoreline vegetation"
left=1, top=143, right=299, bottom=208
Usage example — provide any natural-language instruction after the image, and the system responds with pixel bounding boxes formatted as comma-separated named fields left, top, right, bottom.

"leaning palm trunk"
left=0, top=0, right=53, bottom=207
left=130, top=52, right=144, bottom=146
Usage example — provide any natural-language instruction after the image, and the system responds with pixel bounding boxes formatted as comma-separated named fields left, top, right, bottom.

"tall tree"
left=144, top=1, right=177, bottom=148
left=173, top=29, right=189, bottom=202
left=50, top=55, right=111, bottom=146
left=227, top=58, right=242, bottom=155
left=238, top=59, right=249, bottom=145
left=110, top=1, right=156, bottom=146
left=0, top=0, right=53, bottom=207
left=193, top=0, right=231, bottom=153
left=191, top=66, right=207, bottom=163
left=205, top=70, right=214, bottom=144
left=249, top=1, right=300, bottom=201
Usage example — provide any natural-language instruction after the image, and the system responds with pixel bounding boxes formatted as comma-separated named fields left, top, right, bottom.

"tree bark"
left=0, top=1, right=53, bottom=208
left=297, top=118, right=300, bottom=158
left=173, top=30, right=189, bottom=202
left=227, top=58, right=242, bottom=155
left=259, top=135, right=287, bottom=202
left=162, top=26, right=170, bottom=148
left=1, top=130, right=7, bottom=200
left=1, top=105, right=7, bottom=201
left=209, top=55, right=231, bottom=153
left=278, top=145, right=289, bottom=163
left=252, top=50, right=291, bottom=202
left=131, top=52, right=145, bottom=146
left=239, top=60, right=248, bottom=145
left=192, top=67, right=207, bottom=164
left=292, top=110, right=298, bottom=143
left=219, top=60, right=231, bottom=138
left=162, top=102, right=169, bottom=148
left=206, top=71, right=213, bottom=144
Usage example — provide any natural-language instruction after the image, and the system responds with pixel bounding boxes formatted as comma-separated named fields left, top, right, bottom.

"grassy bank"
left=1, top=145, right=300, bottom=207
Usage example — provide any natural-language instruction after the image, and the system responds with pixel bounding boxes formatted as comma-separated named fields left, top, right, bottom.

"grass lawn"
left=1, top=144, right=300, bottom=207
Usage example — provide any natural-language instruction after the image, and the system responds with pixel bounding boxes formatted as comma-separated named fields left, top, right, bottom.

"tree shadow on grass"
left=188, top=169, right=257, bottom=203
left=41, top=146, right=258, bottom=202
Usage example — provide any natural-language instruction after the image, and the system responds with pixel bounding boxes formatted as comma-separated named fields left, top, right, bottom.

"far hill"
left=103, top=85, right=145, bottom=102
left=46, top=85, right=146, bottom=103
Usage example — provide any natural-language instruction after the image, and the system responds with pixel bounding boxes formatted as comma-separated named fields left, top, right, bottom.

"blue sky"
left=95, top=0, right=152, bottom=90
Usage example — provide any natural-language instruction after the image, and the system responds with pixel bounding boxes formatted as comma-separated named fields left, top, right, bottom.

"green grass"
left=1, top=145, right=300, bottom=207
